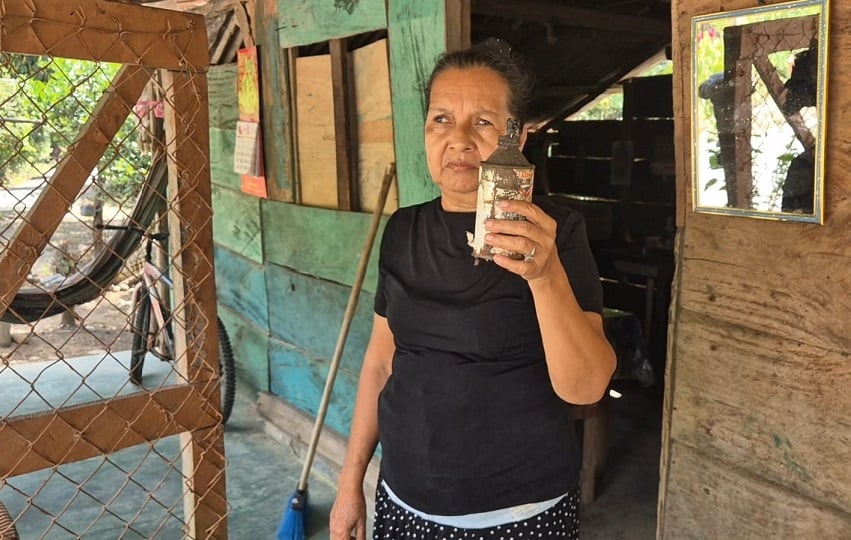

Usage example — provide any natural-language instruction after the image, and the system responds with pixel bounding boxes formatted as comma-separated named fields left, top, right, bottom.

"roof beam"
left=471, top=0, right=670, bottom=37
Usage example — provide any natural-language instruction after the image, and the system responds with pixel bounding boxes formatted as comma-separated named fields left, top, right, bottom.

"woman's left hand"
left=485, top=199, right=558, bottom=281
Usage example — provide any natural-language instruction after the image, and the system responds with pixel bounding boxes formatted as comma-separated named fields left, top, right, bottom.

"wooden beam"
left=471, top=0, right=670, bottom=37
left=233, top=1, right=255, bottom=48
left=445, top=0, right=471, bottom=51
left=210, top=14, right=240, bottom=65
left=752, top=56, right=815, bottom=151
left=161, top=68, right=228, bottom=540
left=0, top=385, right=216, bottom=478
left=331, top=38, right=359, bottom=211
left=1, top=0, right=208, bottom=70
left=0, top=65, right=150, bottom=320
left=256, top=0, right=295, bottom=202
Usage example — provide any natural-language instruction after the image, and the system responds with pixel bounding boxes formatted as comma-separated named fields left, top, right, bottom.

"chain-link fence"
left=1, top=1, right=226, bottom=538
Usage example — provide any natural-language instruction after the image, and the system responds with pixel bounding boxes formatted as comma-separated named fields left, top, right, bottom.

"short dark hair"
left=425, top=38, right=535, bottom=125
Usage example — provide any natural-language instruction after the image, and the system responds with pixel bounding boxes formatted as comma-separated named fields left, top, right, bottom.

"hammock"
left=2, top=154, right=168, bottom=324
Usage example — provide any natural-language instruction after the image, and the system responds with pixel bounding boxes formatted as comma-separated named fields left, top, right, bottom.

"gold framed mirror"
left=691, top=0, right=829, bottom=223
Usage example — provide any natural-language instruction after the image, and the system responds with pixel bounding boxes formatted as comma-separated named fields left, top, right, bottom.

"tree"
left=0, top=53, right=146, bottom=201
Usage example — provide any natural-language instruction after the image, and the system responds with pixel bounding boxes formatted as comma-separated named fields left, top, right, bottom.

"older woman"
left=330, top=40, right=616, bottom=540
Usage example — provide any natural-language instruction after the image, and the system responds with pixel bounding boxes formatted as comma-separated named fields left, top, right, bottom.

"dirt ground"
left=1, top=197, right=138, bottom=364
left=1, top=288, right=136, bottom=364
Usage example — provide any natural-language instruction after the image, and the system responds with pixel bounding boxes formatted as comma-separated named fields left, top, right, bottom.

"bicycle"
left=98, top=224, right=236, bottom=424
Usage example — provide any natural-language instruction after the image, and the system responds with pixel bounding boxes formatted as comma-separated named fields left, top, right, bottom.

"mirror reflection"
left=691, top=0, right=828, bottom=222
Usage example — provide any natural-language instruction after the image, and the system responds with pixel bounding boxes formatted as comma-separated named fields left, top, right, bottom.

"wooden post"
left=162, top=68, right=228, bottom=540
left=331, top=37, right=359, bottom=211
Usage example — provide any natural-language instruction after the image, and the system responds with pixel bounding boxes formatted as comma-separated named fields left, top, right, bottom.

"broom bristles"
left=276, top=489, right=308, bottom=540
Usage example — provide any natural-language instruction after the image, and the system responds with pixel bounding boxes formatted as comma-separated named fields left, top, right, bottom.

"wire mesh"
left=1, top=2, right=225, bottom=538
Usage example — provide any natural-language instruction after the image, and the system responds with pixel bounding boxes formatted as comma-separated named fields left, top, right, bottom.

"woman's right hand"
left=329, top=483, right=367, bottom=540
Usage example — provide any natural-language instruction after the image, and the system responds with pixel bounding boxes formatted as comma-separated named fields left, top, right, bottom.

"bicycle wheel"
left=217, top=317, right=236, bottom=424
left=130, top=294, right=151, bottom=385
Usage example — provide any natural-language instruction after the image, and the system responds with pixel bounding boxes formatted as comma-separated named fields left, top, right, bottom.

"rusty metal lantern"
left=470, top=118, right=535, bottom=261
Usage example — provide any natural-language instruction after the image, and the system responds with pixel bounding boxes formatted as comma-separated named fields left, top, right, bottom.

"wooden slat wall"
left=265, top=265, right=374, bottom=435
left=217, top=303, right=271, bottom=393
left=276, top=0, right=387, bottom=48
left=661, top=0, right=851, bottom=537
left=261, top=201, right=386, bottom=293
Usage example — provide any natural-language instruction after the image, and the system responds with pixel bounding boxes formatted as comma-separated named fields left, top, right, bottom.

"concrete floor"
left=1, top=353, right=661, bottom=539
left=0, top=353, right=336, bottom=539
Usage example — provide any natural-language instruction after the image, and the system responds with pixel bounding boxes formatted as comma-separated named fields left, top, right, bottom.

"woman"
left=330, top=40, right=616, bottom=539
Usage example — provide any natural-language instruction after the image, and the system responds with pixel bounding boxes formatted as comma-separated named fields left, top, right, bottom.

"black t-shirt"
left=374, top=196, right=603, bottom=515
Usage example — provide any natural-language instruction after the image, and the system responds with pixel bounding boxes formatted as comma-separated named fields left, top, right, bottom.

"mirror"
left=691, top=0, right=829, bottom=223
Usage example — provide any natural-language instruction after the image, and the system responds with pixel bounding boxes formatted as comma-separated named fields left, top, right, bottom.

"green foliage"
left=572, top=93, right=623, bottom=121
left=569, top=58, right=671, bottom=121
left=0, top=54, right=146, bottom=199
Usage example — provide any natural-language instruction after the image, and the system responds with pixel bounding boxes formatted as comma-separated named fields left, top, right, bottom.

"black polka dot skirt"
left=372, top=483, right=580, bottom=539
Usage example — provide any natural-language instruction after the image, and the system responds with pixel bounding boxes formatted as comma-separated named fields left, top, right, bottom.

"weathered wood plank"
left=661, top=442, right=851, bottom=539
left=296, top=53, right=339, bottom=208
left=256, top=0, right=295, bottom=202
left=387, top=0, right=444, bottom=207
left=2, top=0, right=208, bottom=70
left=0, top=66, right=149, bottom=320
left=677, top=217, right=851, bottom=353
left=208, top=65, right=239, bottom=130
left=211, top=184, right=263, bottom=263
left=352, top=39, right=399, bottom=214
left=214, top=245, right=269, bottom=330
left=162, top=69, right=228, bottom=539
left=331, top=37, right=358, bottom=211
left=0, top=385, right=216, bottom=478
left=209, top=127, right=243, bottom=191
left=670, top=309, right=851, bottom=511
left=276, top=0, right=387, bottom=48
left=261, top=201, right=386, bottom=292
left=217, top=304, right=271, bottom=393
left=265, top=264, right=375, bottom=373
left=267, top=336, right=361, bottom=437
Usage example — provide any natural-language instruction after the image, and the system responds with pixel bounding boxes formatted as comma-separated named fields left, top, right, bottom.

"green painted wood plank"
left=209, top=127, right=241, bottom=191
left=214, top=245, right=269, bottom=331
left=276, top=0, right=387, bottom=48
left=261, top=201, right=386, bottom=293
left=265, top=264, right=375, bottom=369
left=208, top=64, right=238, bottom=130
left=217, top=305, right=271, bottom=394
left=268, top=337, right=358, bottom=437
left=256, top=0, right=294, bottom=201
left=211, top=184, right=263, bottom=263
left=387, top=0, right=444, bottom=207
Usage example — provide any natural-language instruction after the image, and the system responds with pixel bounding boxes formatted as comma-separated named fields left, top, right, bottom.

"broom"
left=277, top=163, right=396, bottom=540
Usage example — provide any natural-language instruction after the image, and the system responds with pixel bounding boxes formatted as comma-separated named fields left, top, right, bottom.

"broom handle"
left=297, top=163, right=396, bottom=490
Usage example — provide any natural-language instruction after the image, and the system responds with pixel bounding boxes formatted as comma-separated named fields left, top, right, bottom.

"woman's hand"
left=329, top=482, right=367, bottom=540
left=485, top=199, right=558, bottom=281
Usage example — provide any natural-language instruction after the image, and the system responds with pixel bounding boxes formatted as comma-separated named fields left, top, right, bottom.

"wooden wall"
left=208, top=0, right=451, bottom=437
left=209, top=63, right=384, bottom=435
left=661, top=0, right=851, bottom=537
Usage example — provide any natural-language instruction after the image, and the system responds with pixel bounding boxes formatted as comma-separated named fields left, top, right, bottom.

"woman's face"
left=425, top=66, right=514, bottom=212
